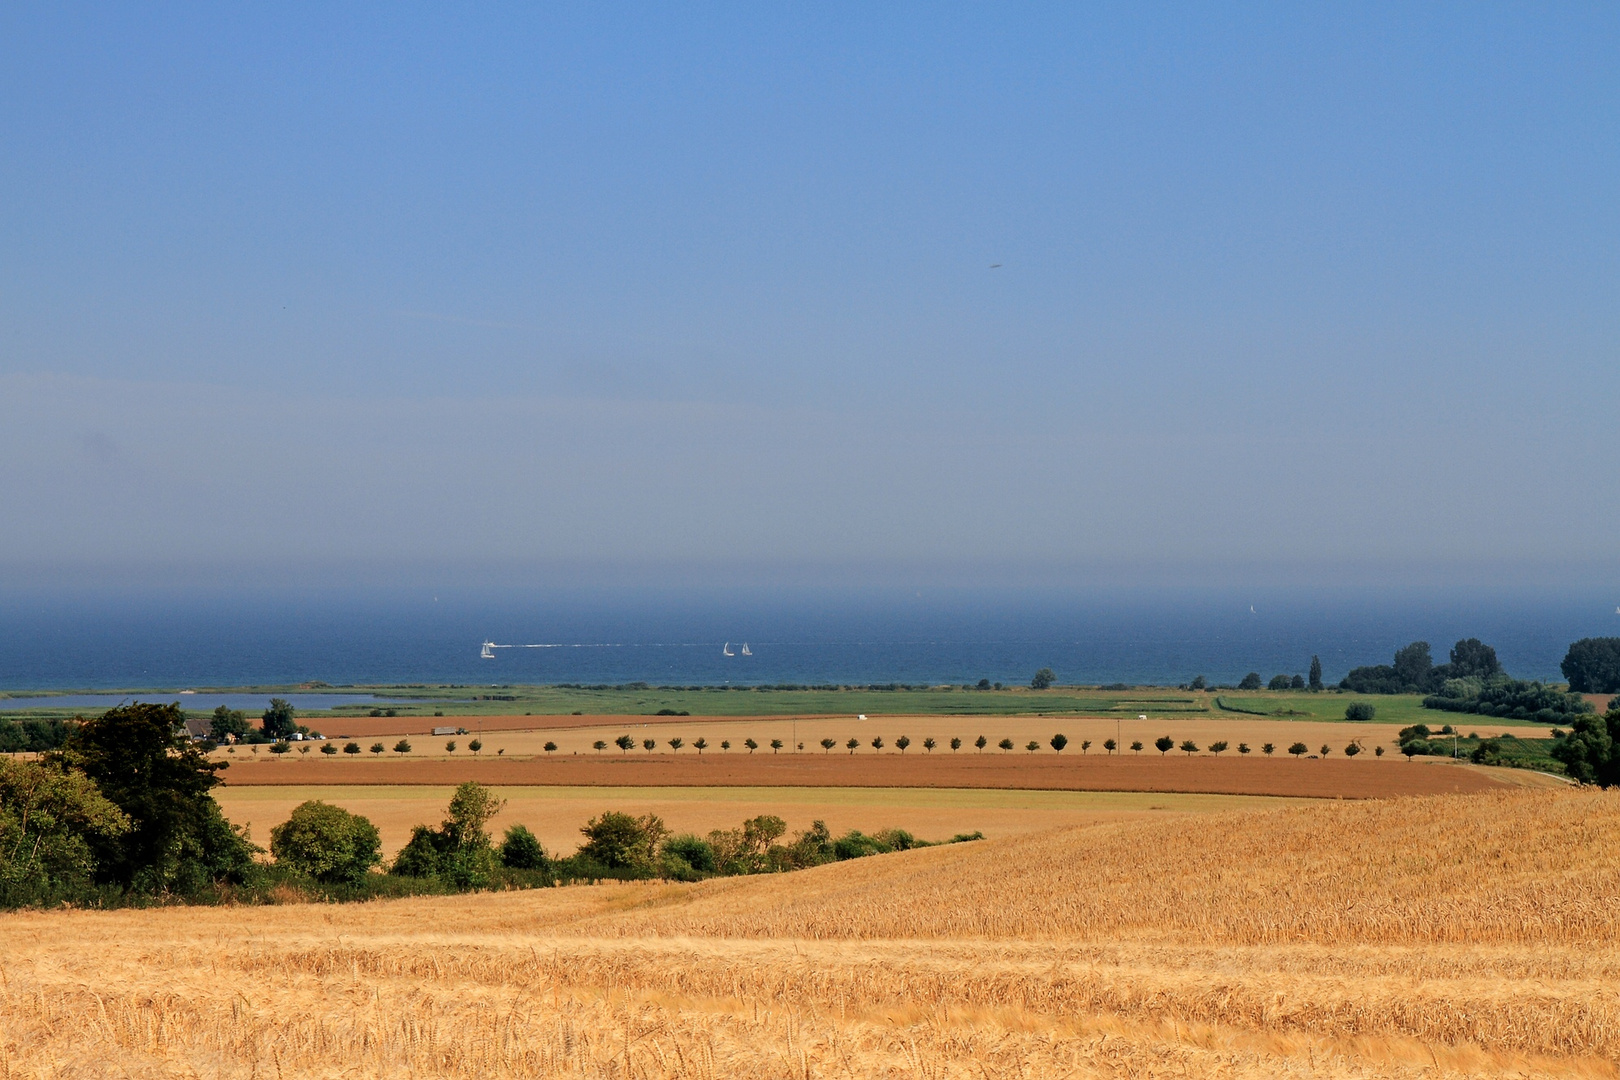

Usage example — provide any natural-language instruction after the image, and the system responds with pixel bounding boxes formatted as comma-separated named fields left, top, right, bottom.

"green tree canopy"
left=1562, top=638, right=1620, bottom=694
left=51, top=702, right=256, bottom=892
left=0, top=757, right=131, bottom=902
left=261, top=699, right=297, bottom=740
left=1030, top=667, right=1055, bottom=690
left=269, top=801, right=381, bottom=885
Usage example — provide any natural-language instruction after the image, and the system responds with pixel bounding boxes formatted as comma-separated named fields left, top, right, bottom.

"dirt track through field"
left=219, top=752, right=1510, bottom=798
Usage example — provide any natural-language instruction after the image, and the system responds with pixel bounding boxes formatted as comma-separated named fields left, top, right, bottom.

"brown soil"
left=220, top=752, right=1509, bottom=799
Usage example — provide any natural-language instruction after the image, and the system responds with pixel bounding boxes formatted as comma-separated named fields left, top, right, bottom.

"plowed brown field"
left=220, top=751, right=1512, bottom=798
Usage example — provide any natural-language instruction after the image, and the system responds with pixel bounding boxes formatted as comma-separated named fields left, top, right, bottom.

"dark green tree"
left=1551, top=704, right=1620, bottom=785
left=209, top=706, right=250, bottom=742
left=1155, top=736, right=1174, bottom=755
left=1268, top=675, right=1292, bottom=690
left=499, top=824, right=549, bottom=870
left=615, top=735, right=634, bottom=754
left=998, top=738, right=1014, bottom=752
left=51, top=703, right=256, bottom=892
left=261, top=698, right=297, bottom=741
left=1392, top=641, right=1435, bottom=689
left=1179, top=740, right=1198, bottom=756
left=1238, top=672, right=1262, bottom=690
left=1562, top=638, right=1620, bottom=694
left=1288, top=742, right=1308, bottom=758
left=1449, top=638, right=1501, bottom=679
left=1030, top=667, right=1056, bottom=690
left=1049, top=733, right=1068, bottom=753
left=1308, top=656, right=1323, bottom=690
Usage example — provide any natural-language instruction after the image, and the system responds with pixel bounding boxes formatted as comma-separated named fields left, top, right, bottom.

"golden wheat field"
left=3, top=786, right=1618, bottom=1078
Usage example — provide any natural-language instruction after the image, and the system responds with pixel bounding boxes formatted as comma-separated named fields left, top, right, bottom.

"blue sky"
left=2, top=4, right=1616, bottom=590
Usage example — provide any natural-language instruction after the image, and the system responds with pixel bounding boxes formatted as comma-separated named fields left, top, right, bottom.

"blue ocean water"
left=0, top=586, right=1614, bottom=691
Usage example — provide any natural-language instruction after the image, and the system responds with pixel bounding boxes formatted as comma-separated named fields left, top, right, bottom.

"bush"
left=660, top=833, right=716, bottom=876
left=269, top=801, right=381, bottom=885
left=390, top=782, right=506, bottom=888
left=1238, top=672, right=1263, bottom=690
left=1423, top=676, right=1592, bottom=720
left=577, top=811, right=668, bottom=872
left=498, top=824, right=548, bottom=870
left=1268, top=674, right=1292, bottom=690
left=1345, top=702, right=1377, bottom=721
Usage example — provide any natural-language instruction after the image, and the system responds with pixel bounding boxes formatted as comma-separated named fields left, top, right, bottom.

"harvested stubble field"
left=213, top=784, right=1303, bottom=857
left=4, top=787, right=1617, bottom=1078
left=219, top=750, right=1519, bottom=799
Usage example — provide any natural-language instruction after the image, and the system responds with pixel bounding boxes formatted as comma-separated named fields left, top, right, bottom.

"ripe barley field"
left=2, top=787, right=1616, bottom=1078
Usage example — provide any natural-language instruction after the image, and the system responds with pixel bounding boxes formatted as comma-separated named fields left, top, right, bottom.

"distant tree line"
left=1341, top=638, right=1503, bottom=695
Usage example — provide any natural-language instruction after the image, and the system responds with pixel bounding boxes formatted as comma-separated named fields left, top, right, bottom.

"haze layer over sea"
left=0, top=585, right=1614, bottom=692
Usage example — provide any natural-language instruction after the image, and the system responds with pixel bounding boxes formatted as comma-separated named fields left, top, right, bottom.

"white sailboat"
left=722, top=642, right=735, bottom=657
left=740, top=643, right=751, bottom=656
left=480, top=641, right=496, bottom=659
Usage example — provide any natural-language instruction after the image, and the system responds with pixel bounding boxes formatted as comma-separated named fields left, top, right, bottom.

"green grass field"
left=0, top=683, right=1562, bottom=729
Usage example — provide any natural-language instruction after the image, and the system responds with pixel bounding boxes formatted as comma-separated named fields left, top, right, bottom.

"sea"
left=1, top=584, right=1616, bottom=700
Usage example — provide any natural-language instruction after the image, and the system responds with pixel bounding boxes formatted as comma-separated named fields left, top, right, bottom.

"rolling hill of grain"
left=3, top=787, right=1616, bottom=1078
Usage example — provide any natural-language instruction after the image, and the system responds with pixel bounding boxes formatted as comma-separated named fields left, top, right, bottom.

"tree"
left=643, top=738, right=656, bottom=752
left=744, top=738, right=758, bottom=753
left=1374, top=745, right=1385, bottom=757
left=1189, top=676, right=1207, bottom=690
left=1050, top=733, right=1068, bottom=753
left=1208, top=740, right=1228, bottom=755
left=51, top=703, right=255, bottom=892
left=820, top=737, right=836, bottom=753
left=998, top=738, right=1014, bottom=753
left=871, top=736, right=885, bottom=752
left=270, top=801, right=381, bottom=885
left=1288, top=742, right=1308, bottom=758
left=1130, top=740, right=1144, bottom=754
left=395, top=739, right=413, bottom=753
left=1030, top=668, right=1056, bottom=690
left=1103, top=738, right=1116, bottom=754
left=694, top=737, right=708, bottom=754
left=976, top=678, right=990, bottom=690
left=577, top=811, right=667, bottom=872
left=1551, top=705, right=1620, bottom=785
left=0, top=757, right=131, bottom=901
left=1449, top=638, right=1501, bottom=679
left=1155, top=736, right=1174, bottom=756
left=343, top=741, right=361, bottom=755
left=1344, top=742, right=1362, bottom=757
left=615, top=735, right=634, bottom=754
left=449, top=740, right=461, bottom=753
left=1080, top=739, right=1092, bottom=754
left=1562, top=638, right=1620, bottom=693
left=1025, top=740, right=1040, bottom=752
left=923, top=737, right=936, bottom=753
left=261, top=698, right=297, bottom=741
left=1290, top=674, right=1305, bottom=689
left=1262, top=743, right=1275, bottom=755
left=1393, top=642, right=1434, bottom=689
left=895, top=735, right=911, bottom=754
left=1238, top=673, right=1263, bottom=690
left=369, top=742, right=384, bottom=754
left=1345, top=702, right=1377, bottom=721
left=770, top=738, right=783, bottom=754
left=320, top=742, right=337, bottom=755
left=392, top=782, right=506, bottom=887
left=720, top=740, right=731, bottom=751
left=499, top=824, right=548, bottom=871
left=1320, top=744, right=1332, bottom=756
left=270, top=741, right=290, bottom=754
left=950, top=737, right=962, bottom=751
left=541, top=741, right=556, bottom=754
left=1237, top=742, right=1251, bottom=754
left=1308, top=655, right=1323, bottom=691
left=667, top=737, right=683, bottom=752
left=846, top=737, right=859, bottom=754
left=209, top=706, right=250, bottom=743
left=975, top=735, right=988, bottom=753
left=1179, top=740, right=1198, bottom=756
left=1268, top=675, right=1292, bottom=691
